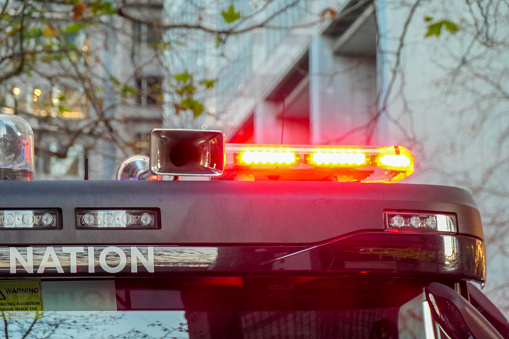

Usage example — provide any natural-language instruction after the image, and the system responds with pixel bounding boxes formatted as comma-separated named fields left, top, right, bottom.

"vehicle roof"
left=0, top=180, right=483, bottom=244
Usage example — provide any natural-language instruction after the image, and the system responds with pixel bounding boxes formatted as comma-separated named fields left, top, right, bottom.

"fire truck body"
left=0, top=115, right=507, bottom=338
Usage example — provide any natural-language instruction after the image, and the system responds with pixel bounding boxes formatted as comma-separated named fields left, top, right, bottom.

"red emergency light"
left=224, top=144, right=414, bottom=183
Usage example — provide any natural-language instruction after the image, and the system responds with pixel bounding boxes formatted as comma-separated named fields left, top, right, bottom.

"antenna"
left=84, top=158, right=89, bottom=180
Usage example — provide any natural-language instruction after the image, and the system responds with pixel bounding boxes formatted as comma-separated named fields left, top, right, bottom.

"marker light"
left=224, top=144, right=414, bottom=183
left=76, top=209, right=160, bottom=229
left=385, top=211, right=457, bottom=233
left=0, top=209, right=60, bottom=229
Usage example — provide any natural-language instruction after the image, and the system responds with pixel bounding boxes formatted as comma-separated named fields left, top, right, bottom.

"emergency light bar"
left=224, top=144, right=414, bottom=182
left=116, top=129, right=414, bottom=183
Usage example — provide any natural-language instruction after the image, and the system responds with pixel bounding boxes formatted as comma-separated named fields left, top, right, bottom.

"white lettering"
left=131, top=247, right=154, bottom=273
left=8, top=246, right=155, bottom=274
left=10, top=247, right=33, bottom=273
left=99, top=247, right=126, bottom=273
left=62, top=247, right=84, bottom=273
left=88, top=246, right=95, bottom=273
left=37, top=247, right=64, bottom=273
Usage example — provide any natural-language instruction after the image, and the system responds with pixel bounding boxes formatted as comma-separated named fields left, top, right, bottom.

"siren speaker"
left=150, top=129, right=224, bottom=176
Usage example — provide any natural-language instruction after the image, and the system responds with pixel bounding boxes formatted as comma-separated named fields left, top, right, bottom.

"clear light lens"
left=385, top=212, right=457, bottom=233
left=391, top=215, right=405, bottom=228
left=425, top=216, right=437, bottom=229
left=121, top=213, right=134, bottom=226
left=409, top=216, right=422, bottom=228
left=76, top=209, right=159, bottom=229
left=3, top=212, right=15, bottom=227
left=41, top=213, right=54, bottom=226
left=102, top=212, right=115, bottom=225
left=140, top=213, right=153, bottom=226
left=0, top=209, right=59, bottom=228
left=436, top=215, right=456, bottom=232
left=82, top=213, right=95, bottom=226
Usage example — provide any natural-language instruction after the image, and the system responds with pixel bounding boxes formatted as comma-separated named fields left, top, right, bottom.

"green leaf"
left=174, top=72, right=191, bottom=83
left=64, top=23, right=84, bottom=34
left=443, top=20, right=459, bottom=33
left=425, top=22, right=442, bottom=37
left=91, top=1, right=117, bottom=15
left=175, top=84, right=195, bottom=96
left=153, top=42, right=170, bottom=50
left=65, top=42, right=77, bottom=49
left=215, top=36, right=223, bottom=48
left=109, top=75, right=121, bottom=87
left=57, top=95, right=67, bottom=101
left=425, top=20, right=459, bottom=38
left=181, top=97, right=204, bottom=118
left=199, top=79, right=215, bottom=89
left=58, top=105, right=71, bottom=113
left=221, top=5, right=241, bottom=24
left=121, top=86, right=137, bottom=98
left=424, top=16, right=433, bottom=22
left=26, top=28, right=44, bottom=39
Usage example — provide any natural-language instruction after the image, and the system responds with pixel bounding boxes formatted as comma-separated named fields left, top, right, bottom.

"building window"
left=132, top=132, right=150, bottom=155
left=136, top=76, right=163, bottom=106
left=133, top=22, right=163, bottom=46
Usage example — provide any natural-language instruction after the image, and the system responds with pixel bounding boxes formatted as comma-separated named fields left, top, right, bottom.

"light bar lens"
left=239, top=149, right=297, bottom=165
left=378, top=154, right=411, bottom=169
left=76, top=209, right=160, bottom=229
left=225, top=144, right=414, bottom=183
left=0, top=209, right=60, bottom=229
left=310, top=150, right=367, bottom=166
left=385, top=212, right=457, bottom=233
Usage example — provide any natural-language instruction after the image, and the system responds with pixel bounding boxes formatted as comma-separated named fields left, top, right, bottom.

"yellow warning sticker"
left=0, top=280, right=42, bottom=312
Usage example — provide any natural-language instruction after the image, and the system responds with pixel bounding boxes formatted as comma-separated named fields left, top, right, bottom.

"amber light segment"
left=376, top=147, right=414, bottom=171
left=239, top=150, right=297, bottom=165
left=378, top=154, right=411, bottom=169
left=310, top=151, right=366, bottom=166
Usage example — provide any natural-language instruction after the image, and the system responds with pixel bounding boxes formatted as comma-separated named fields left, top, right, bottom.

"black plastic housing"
left=0, top=181, right=486, bottom=283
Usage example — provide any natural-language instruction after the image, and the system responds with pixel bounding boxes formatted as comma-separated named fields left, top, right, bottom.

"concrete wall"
left=378, top=0, right=509, bottom=314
